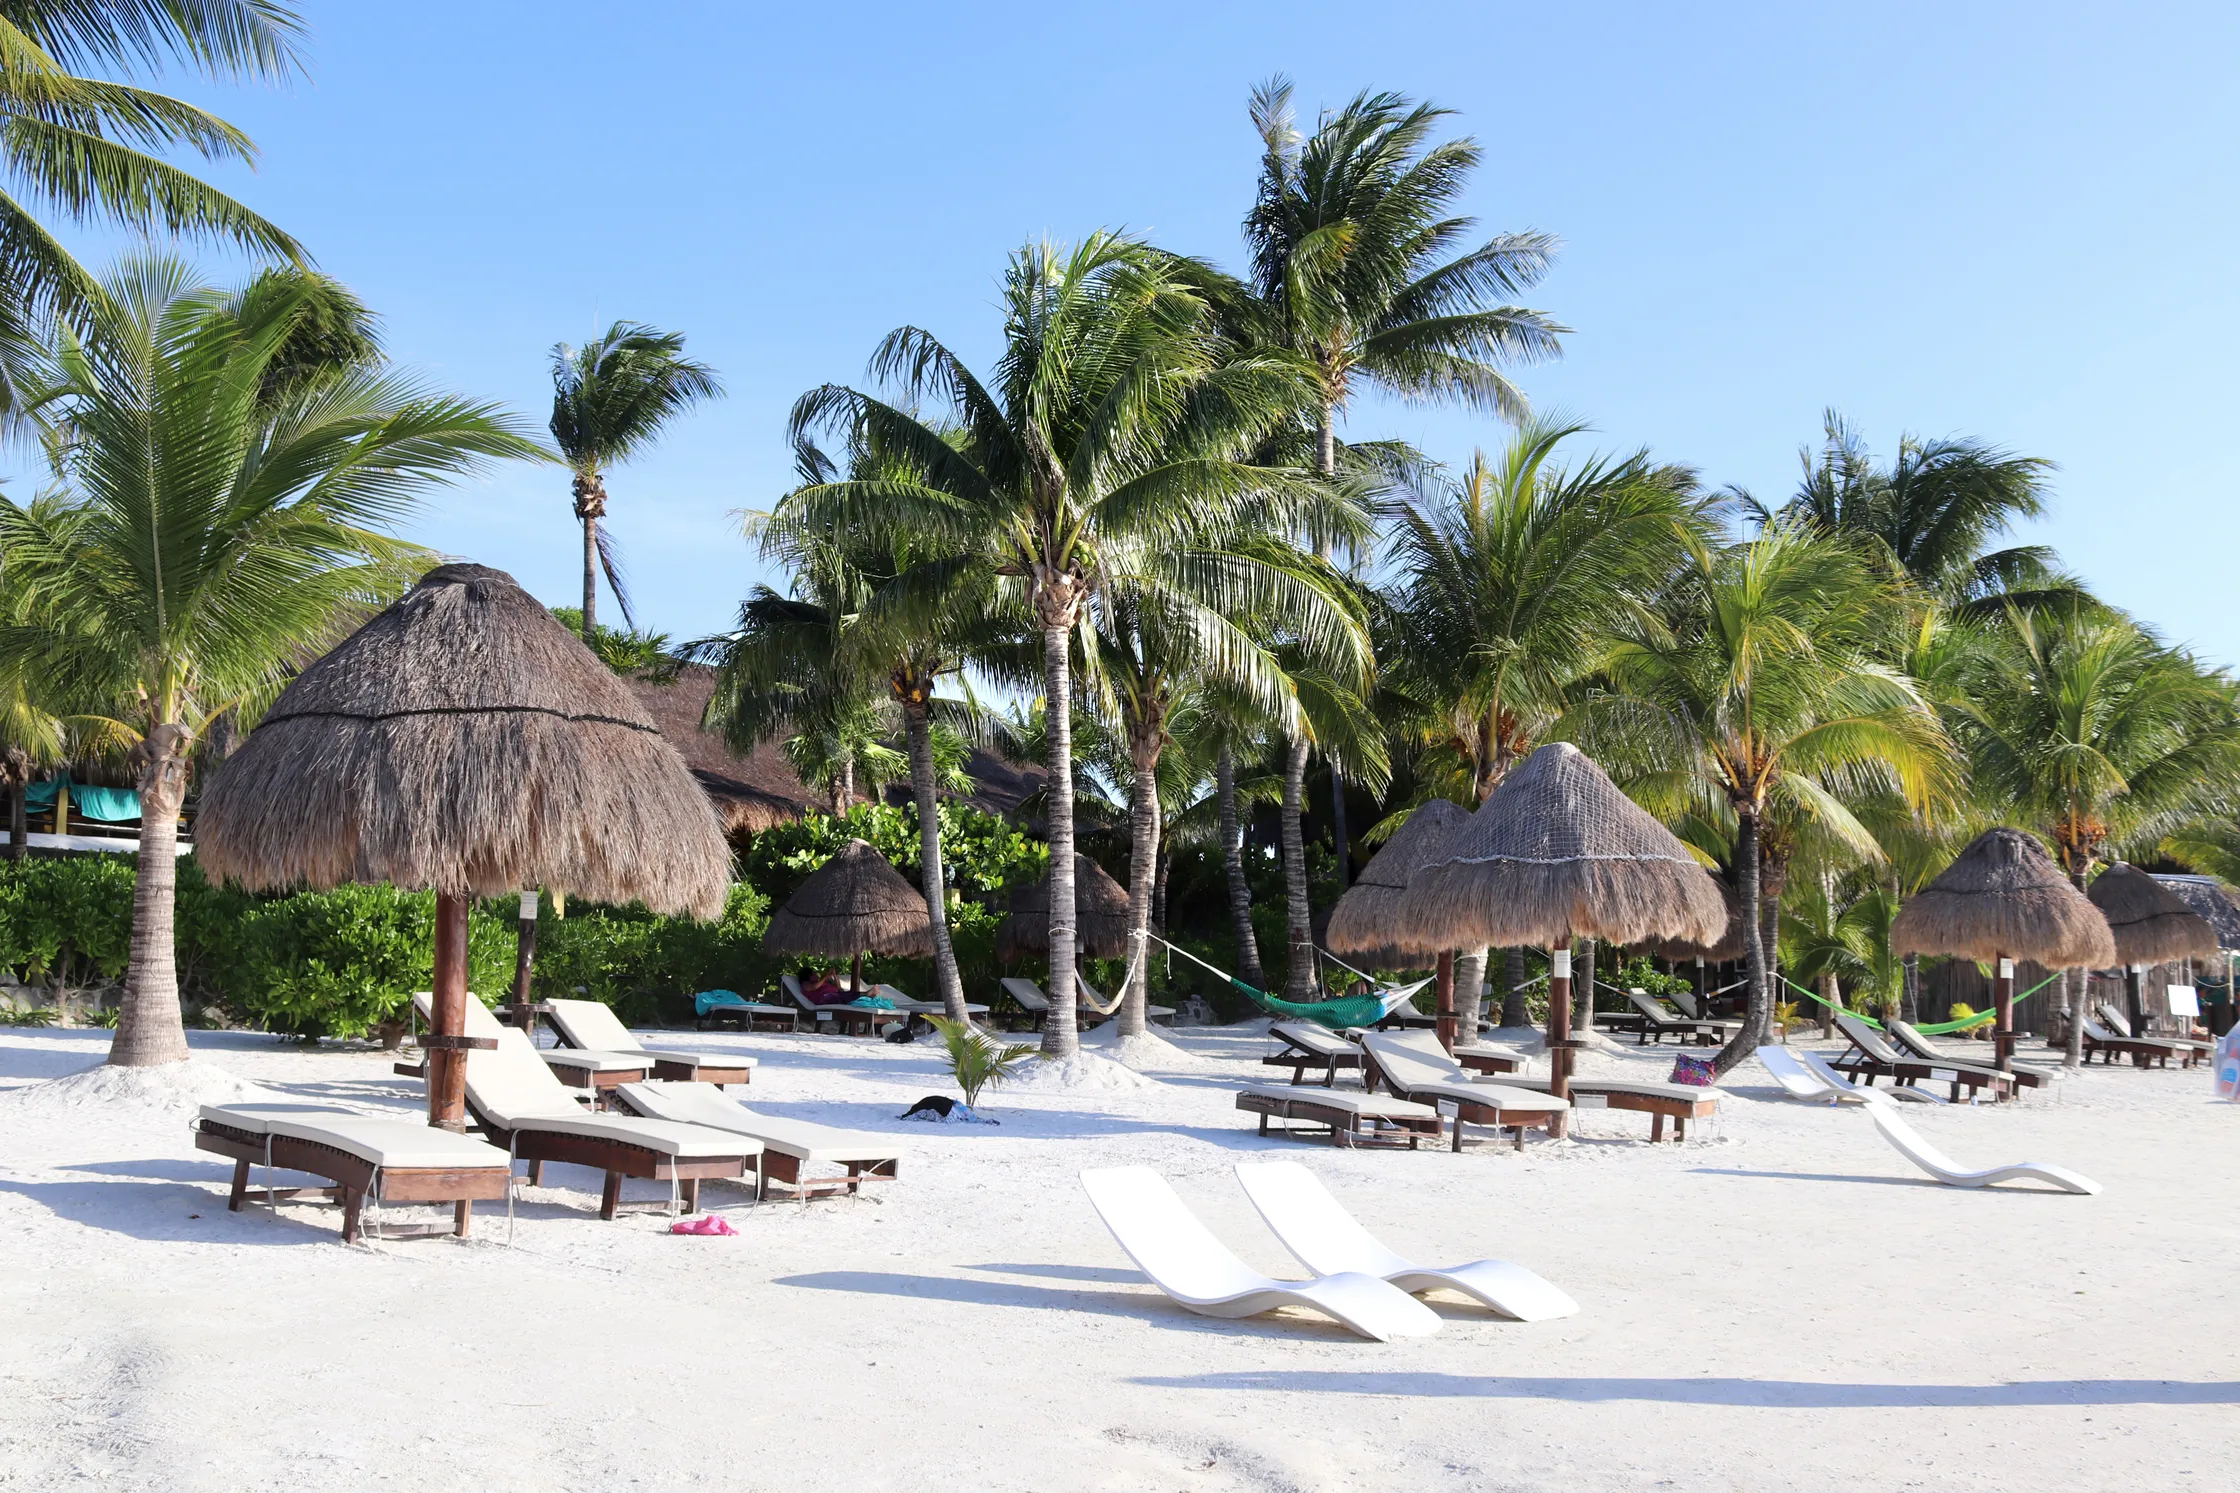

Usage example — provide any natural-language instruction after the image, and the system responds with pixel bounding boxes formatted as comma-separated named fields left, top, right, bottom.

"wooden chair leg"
left=1652, top=1114, right=1666, bottom=1143
left=228, top=1157, right=250, bottom=1211
left=527, top=1160, right=544, bottom=1187
left=599, top=1171, right=623, bottom=1221
left=454, top=1199, right=472, bottom=1237
left=341, top=1188, right=363, bottom=1243
left=680, top=1179, right=700, bottom=1213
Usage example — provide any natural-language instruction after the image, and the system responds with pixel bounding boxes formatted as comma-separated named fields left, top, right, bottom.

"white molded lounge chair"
left=546, top=998, right=760, bottom=1085
left=1234, top=1160, right=1577, bottom=1321
left=413, top=993, right=760, bottom=1218
left=1863, top=1105, right=2101, bottom=1194
left=1790, top=1047, right=1945, bottom=1104
left=195, top=1102, right=513, bottom=1241
left=617, top=1081, right=902, bottom=1201
left=1079, top=1166, right=1439, bottom=1341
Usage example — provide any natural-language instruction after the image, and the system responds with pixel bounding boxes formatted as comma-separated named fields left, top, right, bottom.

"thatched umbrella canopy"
left=2086, top=862, right=2219, bottom=966
left=1646, top=881, right=1744, bottom=963
left=1891, top=827, right=2115, bottom=1070
left=197, top=562, right=731, bottom=1128
left=1401, top=743, right=1727, bottom=953
left=1401, top=742, right=1727, bottom=1102
left=999, top=854, right=1130, bottom=960
left=764, top=839, right=933, bottom=965
left=1325, top=799, right=1471, bottom=965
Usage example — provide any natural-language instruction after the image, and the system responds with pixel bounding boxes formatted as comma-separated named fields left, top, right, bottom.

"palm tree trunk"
left=581, top=513, right=599, bottom=642
left=1576, top=938, right=1597, bottom=1033
left=1280, top=733, right=1314, bottom=1000
left=1711, top=808, right=1765, bottom=1076
left=1501, top=947, right=1529, bottom=1028
left=1329, top=771, right=1350, bottom=889
left=1120, top=730, right=1161, bottom=1038
left=838, top=755, right=854, bottom=814
left=4, top=766, right=25, bottom=862
left=901, top=698, right=967, bottom=1023
left=2063, top=966, right=2087, bottom=1068
left=1454, top=947, right=1487, bottom=1035
left=1040, top=623, right=1080, bottom=1058
left=1217, top=746, right=1266, bottom=992
left=1151, top=847, right=1169, bottom=935
left=1902, top=952, right=1920, bottom=1024
left=110, top=734, right=190, bottom=1067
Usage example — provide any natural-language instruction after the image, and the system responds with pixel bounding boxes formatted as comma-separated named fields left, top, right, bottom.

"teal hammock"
left=1777, top=972, right=2061, bottom=1034
left=1144, top=932, right=1429, bottom=1031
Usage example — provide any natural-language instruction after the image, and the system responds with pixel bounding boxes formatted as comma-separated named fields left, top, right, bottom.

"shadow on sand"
left=1127, top=1370, right=2240, bottom=1408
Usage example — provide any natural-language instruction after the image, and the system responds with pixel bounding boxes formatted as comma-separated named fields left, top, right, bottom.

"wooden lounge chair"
left=1234, top=1084, right=1443, bottom=1148
left=1357, top=1031, right=1568, bottom=1151
left=1235, top=1160, right=1578, bottom=1321
left=1609, top=988, right=1731, bottom=1046
left=546, top=998, right=759, bottom=1086
left=1262, top=1020, right=1365, bottom=1086
left=1372, top=1028, right=1714, bottom=1142
left=617, top=1081, right=903, bottom=1202
left=1079, top=1165, right=1441, bottom=1341
left=1831, top=1012, right=2017, bottom=1102
left=536, top=1047, right=650, bottom=1101
left=2095, top=1003, right=2212, bottom=1062
left=1863, top=1104, right=2101, bottom=1194
left=414, top=994, right=759, bottom=1218
left=780, top=973, right=893, bottom=1036
left=695, top=992, right=800, bottom=1032
left=862, top=983, right=992, bottom=1024
left=2079, top=1017, right=2191, bottom=1069
left=1451, top=1045, right=1525, bottom=1077
left=1886, top=1019, right=2048, bottom=1091
left=996, top=975, right=1122, bottom=1031
left=195, top=1102, right=513, bottom=1242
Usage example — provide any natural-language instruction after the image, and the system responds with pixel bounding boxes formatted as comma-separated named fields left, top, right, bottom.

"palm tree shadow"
left=775, top=1269, right=1367, bottom=1340
left=1689, top=1166, right=1937, bottom=1189
left=1128, top=1370, right=2240, bottom=1408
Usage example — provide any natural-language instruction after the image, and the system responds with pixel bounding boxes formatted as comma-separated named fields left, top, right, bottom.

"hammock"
left=1145, top=932, right=1431, bottom=1031
left=1777, top=972, right=2060, bottom=1034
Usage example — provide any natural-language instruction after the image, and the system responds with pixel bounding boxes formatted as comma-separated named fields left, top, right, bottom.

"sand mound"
left=997, top=1051, right=1160, bottom=1092
left=0, top=1059, right=276, bottom=1115
left=1080, top=1025, right=1217, bottom=1073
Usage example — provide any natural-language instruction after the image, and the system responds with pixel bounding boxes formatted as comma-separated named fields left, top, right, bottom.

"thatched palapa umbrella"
left=197, top=563, right=731, bottom=1129
left=1325, top=798, right=1471, bottom=1049
left=1400, top=743, right=1727, bottom=1104
left=999, top=854, right=1130, bottom=961
left=1891, top=827, right=2115, bottom=1071
left=2086, top=862, right=2218, bottom=1037
left=763, top=839, right=933, bottom=998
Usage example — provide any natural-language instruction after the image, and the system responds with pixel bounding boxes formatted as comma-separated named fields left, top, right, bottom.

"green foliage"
left=926, top=1016, right=1039, bottom=1108
left=741, top=803, right=1046, bottom=906
left=0, top=856, right=137, bottom=986
left=530, top=884, right=772, bottom=1027
left=0, top=1005, right=57, bottom=1026
left=548, top=608, right=677, bottom=679
left=1608, top=954, right=1691, bottom=1001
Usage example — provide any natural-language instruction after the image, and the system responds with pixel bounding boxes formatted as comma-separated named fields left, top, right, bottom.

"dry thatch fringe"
left=1890, top=827, right=2115, bottom=967
left=1325, top=798, right=1471, bottom=960
left=1397, top=742, right=1728, bottom=952
left=1645, top=881, right=1744, bottom=963
left=999, top=854, right=1131, bottom=960
left=2154, top=874, right=2240, bottom=951
left=2085, top=862, right=2219, bottom=965
left=762, top=838, right=933, bottom=958
left=197, top=563, right=730, bottom=918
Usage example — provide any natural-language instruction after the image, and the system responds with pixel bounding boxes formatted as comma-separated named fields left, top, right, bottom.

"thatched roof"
left=2086, top=862, right=2219, bottom=965
left=1398, top=742, right=1727, bottom=951
left=197, top=563, right=729, bottom=918
left=761, top=838, right=932, bottom=957
left=628, top=666, right=1048, bottom=835
left=998, top=853, right=1131, bottom=959
left=1325, top=799, right=1471, bottom=962
left=1889, top=828, right=2115, bottom=967
left=2153, top=874, right=2240, bottom=951
left=1646, top=881, right=1745, bottom=962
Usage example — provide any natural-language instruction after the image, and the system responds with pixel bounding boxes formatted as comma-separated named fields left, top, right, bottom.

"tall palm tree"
left=548, top=322, right=721, bottom=644
left=1580, top=522, right=1954, bottom=1074
left=1244, top=77, right=1566, bottom=910
left=0, top=255, right=539, bottom=1066
left=783, top=233, right=1329, bottom=1056
left=0, top=1, right=304, bottom=329
left=1957, top=603, right=2240, bottom=1063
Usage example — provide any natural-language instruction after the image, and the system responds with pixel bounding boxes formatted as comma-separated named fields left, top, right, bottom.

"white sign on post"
left=2168, top=985, right=2201, bottom=1019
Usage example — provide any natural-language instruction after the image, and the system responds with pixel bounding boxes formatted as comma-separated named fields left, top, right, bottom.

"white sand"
left=1, top=1021, right=2233, bottom=1492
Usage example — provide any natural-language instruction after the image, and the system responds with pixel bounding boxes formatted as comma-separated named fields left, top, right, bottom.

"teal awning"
left=23, top=774, right=142, bottom=824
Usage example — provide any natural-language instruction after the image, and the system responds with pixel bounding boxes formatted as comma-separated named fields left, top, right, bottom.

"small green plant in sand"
left=2, top=1005, right=58, bottom=1027
left=927, top=1017, right=1039, bottom=1109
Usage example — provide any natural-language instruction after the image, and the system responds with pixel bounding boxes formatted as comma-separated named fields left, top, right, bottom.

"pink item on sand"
left=669, top=1214, right=737, bottom=1236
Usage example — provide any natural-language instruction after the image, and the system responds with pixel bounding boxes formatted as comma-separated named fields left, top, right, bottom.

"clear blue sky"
left=31, top=2, right=2240, bottom=661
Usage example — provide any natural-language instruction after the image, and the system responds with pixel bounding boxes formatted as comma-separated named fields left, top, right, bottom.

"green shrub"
left=927, top=1016, right=1039, bottom=1108
left=0, top=856, right=137, bottom=987
left=742, top=803, right=1045, bottom=906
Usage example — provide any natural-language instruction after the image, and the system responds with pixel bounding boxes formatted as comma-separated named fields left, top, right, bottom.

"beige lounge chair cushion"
left=618, top=1082, right=901, bottom=1164
left=1269, top=1021, right=1359, bottom=1058
left=1362, top=1031, right=1568, bottom=1113
left=199, top=1103, right=356, bottom=1133
left=543, top=999, right=761, bottom=1070
left=511, top=1112, right=762, bottom=1160
left=264, top=1114, right=513, bottom=1171
left=1236, top=1085, right=1436, bottom=1120
left=539, top=1050, right=653, bottom=1075
left=1510, top=1076, right=1723, bottom=1104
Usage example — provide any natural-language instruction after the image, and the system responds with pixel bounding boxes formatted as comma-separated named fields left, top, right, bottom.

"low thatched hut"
left=2087, top=862, right=2219, bottom=1036
left=1402, top=743, right=1728, bottom=1101
left=1325, top=798, right=1470, bottom=1047
left=998, top=854, right=1130, bottom=960
left=1891, top=827, right=2115, bottom=1070
left=762, top=839, right=933, bottom=996
left=197, top=563, right=730, bottom=1128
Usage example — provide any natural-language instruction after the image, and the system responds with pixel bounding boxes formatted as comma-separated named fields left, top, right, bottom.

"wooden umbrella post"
left=1548, top=944, right=1574, bottom=1108
left=1694, top=956, right=1707, bottom=1012
left=1434, top=950, right=1457, bottom=1054
left=510, top=888, right=540, bottom=1033
left=428, top=891, right=471, bottom=1131
left=1993, top=955, right=2015, bottom=1072
left=2125, top=963, right=2146, bottom=1044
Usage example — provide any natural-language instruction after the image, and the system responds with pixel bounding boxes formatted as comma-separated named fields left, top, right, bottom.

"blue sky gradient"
left=19, top=2, right=2236, bottom=659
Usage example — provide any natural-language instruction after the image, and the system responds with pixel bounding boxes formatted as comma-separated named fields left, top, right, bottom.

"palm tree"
left=0, top=1, right=303, bottom=330
left=548, top=323, right=721, bottom=644
left=782, top=233, right=1329, bottom=1056
left=1580, top=522, right=1954, bottom=1074
left=1244, top=77, right=1566, bottom=910
left=0, top=255, right=540, bottom=1067
left=1957, top=603, right=2240, bottom=1063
